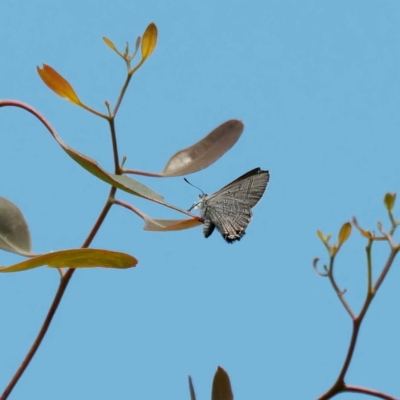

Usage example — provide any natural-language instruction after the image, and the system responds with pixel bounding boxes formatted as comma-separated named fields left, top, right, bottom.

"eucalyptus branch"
left=344, top=384, right=398, bottom=400
left=1, top=185, right=116, bottom=400
left=317, top=195, right=400, bottom=399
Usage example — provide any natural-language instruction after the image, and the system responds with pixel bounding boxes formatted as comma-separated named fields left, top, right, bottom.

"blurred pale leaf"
left=0, top=197, right=32, bottom=256
left=134, top=36, right=141, bottom=55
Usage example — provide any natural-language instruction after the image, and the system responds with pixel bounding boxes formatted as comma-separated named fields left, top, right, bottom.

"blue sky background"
left=1, top=1, right=400, bottom=399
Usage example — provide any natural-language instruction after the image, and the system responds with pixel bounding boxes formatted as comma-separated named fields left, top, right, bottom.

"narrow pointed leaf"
left=0, top=249, right=137, bottom=273
left=338, top=222, right=351, bottom=246
left=317, top=230, right=325, bottom=243
left=37, top=64, right=82, bottom=105
left=5, top=101, right=161, bottom=200
left=42, top=124, right=163, bottom=201
left=211, top=367, right=233, bottom=400
left=162, top=120, right=244, bottom=177
left=188, top=376, right=196, bottom=400
left=0, top=197, right=32, bottom=256
left=352, top=217, right=373, bottom=239
left=141, top=23, right=157, bottom=60
left=134, top=36, right=141, bottom=55
left=384, top=192, right=396, bottom=212
left=103, top=37, right=118, bottom=52
left=67, top=148, right=163, bottom=200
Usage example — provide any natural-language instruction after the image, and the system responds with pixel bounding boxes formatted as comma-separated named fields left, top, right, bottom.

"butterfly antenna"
left=184, top=177, right=205, bottom=195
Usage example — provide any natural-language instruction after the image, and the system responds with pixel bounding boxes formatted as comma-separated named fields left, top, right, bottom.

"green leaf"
left=384, top=192, right=396, bottom=212
left=0, top=249, right=137, bottom=273
left=43, top=125, right=163, bottom=201
left=0, top=197, right=32, bottom=256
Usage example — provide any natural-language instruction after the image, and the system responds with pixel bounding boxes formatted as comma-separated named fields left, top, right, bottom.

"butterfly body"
left=192, top=168, right=269, bottom=243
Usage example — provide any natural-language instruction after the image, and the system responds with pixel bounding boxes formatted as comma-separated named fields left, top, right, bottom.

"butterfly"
left=188, top=168, right=270, bottom=243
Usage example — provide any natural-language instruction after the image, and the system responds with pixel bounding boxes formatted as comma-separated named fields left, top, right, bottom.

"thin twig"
left=327, top=256, right=356, bottom=319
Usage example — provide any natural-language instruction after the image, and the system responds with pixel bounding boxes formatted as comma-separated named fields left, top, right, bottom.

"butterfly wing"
left=202, top=168, right=269, bottom=242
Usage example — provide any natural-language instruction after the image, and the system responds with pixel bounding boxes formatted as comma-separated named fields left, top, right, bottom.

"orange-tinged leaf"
left=0, top=248, right=137, bottom=273
left=143, top=217, right=202, bottom=232
left=37, top=64, right=82, bottom=105
left=116, top=198, right=202, bottom=231
left=384, top=192, right=396, bottom=212
left=141, top=23, right=157, bottom=60
left=162, top=120, right=244, bottom=177
left=338, top=222, right=351, bottom=246
left=103, top=36, right=118, bottom=52
left=211, top=366, right=233, bottom=400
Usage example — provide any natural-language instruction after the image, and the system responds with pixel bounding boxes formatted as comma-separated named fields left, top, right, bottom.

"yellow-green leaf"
left=37, top=64, right=82, bottom=105
left=103, top=37, right=118, bottom=52
left=352, top=217, right=373, bottom=239
left=384, top=192, right=396, bottom=212
left=0, top=249, right=137, bottom=273
left=141, top=23, right=157, bottom=60
left=338, top=222, right=351, bottom=246
left=317, top=230, right=325, bottom=242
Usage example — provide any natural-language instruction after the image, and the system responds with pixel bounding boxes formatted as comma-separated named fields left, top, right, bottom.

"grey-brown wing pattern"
left=201, top=168, right=269, bottom=242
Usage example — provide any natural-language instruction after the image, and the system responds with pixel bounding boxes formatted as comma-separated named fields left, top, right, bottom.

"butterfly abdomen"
left=203, top=219, right=216, bottom=238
